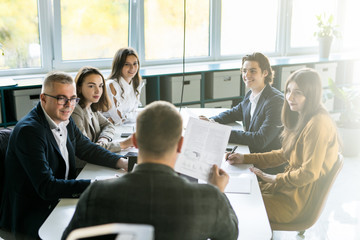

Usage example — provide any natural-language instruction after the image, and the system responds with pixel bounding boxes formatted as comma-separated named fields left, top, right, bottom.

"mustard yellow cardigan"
left=244, top=112, right=339, bottom=223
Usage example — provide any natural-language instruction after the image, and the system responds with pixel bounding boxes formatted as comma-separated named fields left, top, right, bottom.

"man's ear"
left=263, top=70, right=268, bottom=77
left=177, top=136, right=184, bottom=153
left=132, top=133, right=138, bottom=149
left=40, top=93, right=46, bottom=104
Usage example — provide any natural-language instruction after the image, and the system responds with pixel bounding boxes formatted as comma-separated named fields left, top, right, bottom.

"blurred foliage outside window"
left=61, top=0, right=129, bottom=60
left=0, top=0, right=359, bottom=73
left=144, top=0, right=209, bottom=60
left=0, top=0, right=40, bottom=70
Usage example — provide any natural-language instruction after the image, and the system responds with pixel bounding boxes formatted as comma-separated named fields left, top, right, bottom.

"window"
left=60, top=0, right=129, bottom=61
left=290, top=0, right=338, bottom=49
left=221, top=0, right=279, bottom=55
left=0, top=0, right=40, bottom=70
left=341, top=0, right=360, bottom=51
left=353, top=61, right=360, bottom=84
left=0, top=0, right=358, bottom=77
left=144, top=0, right=210, bottom=60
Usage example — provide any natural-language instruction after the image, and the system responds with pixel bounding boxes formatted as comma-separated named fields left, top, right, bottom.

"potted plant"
left=314, top=13, right=341, bottom=59
left=328, top=78, right=360, bottom=157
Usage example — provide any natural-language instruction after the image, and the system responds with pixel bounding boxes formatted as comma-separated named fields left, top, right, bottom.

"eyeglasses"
left=44, top=93, right=80, bottom=106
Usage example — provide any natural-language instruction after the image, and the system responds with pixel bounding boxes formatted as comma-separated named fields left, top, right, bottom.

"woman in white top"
left=72, top=67, right=133, bottom=169
left=103, top=47, right=144, bottom=125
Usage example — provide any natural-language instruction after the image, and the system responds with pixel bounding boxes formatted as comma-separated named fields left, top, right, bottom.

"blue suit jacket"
left=0, top=103, right=120, bottom=238
left=211, top=84, right=284, bottom=153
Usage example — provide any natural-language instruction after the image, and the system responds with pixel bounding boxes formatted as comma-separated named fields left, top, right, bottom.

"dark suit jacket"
left=62, top=163, right=239, bottom=240
left=0, top=103, right=120, bottom=239
left=211, top=84, right=284, bottom=153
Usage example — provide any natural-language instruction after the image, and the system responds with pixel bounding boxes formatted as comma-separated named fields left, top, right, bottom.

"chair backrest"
left=66, top=223, right=154, bottom=240
left=0, top=128, right=12, bottom=202
left=271, top=154, right=344, bottom=231
left=0, top=128, right=12, bottom=162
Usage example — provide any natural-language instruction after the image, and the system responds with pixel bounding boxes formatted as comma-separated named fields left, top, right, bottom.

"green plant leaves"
left=328, top=78, right=360, bottom=128
left=314, top=13, right=341, bottom=39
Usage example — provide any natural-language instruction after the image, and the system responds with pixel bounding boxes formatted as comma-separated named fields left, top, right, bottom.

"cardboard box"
left=206, top=70, right=241, bottom=99
left=314, top=62, right=337, bottom=88
left=161, top=74, right=201, bottom=104
left=14, top=88, right=41, bottom=121
left=280, top=65, right=306, bottom=91
left=205, top=100, right=233, bottom=108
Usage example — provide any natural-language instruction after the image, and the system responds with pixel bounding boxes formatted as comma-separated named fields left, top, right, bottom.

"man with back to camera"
left=0, top=71, right=128, bottom=239
left=62, top=101, right=239, bottom=240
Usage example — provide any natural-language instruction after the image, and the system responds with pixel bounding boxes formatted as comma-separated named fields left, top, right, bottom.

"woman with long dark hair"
left=227, top=68, right=340, bottom=223
left=72, top=66, right=133, bottom=170
left=103, top=47, right=144, bottom=125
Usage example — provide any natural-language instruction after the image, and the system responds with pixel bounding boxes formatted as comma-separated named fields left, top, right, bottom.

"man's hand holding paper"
left=208, top=164, right=229, bottom=192
left=175, top=117, right=232, bottom=182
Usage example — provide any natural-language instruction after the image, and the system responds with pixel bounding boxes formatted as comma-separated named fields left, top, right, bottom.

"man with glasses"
left=0, top=71, right=128, bottom=239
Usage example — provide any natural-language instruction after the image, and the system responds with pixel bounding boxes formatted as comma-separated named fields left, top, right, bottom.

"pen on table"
left=226, top=146, right=238, bottom=161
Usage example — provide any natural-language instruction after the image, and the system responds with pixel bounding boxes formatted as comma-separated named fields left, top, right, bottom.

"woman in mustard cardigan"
left=227, top=68, right=340, bottom=223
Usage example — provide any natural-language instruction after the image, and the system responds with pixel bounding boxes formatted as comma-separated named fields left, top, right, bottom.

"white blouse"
left=103, top=77, right=144, bottom=125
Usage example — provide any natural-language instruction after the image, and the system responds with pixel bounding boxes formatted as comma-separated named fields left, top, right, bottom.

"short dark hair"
left=242, top=52, right=274, bottom=85
left=136, top=101, right=182, bottom=158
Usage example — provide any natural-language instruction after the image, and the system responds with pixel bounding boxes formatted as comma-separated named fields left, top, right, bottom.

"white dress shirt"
left=249, top=87, right=265, bottom=121
left=41, top=104, right=70, bottom=179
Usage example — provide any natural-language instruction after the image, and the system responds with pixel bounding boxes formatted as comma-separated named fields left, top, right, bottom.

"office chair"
left=0, top=128, right=12, bottom=201
left=271, top=154, right=343, bottom=236
left=66, top=223, right=154, bottom=240
left=0, top=128, right=14, bottom=239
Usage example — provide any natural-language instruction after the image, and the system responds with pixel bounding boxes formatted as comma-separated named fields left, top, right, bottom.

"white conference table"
left=39, top=108, right=272, bottom=240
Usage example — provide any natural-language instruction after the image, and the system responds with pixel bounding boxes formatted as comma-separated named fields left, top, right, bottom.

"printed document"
left=175, top=117, right=231, bottom=181
left=221, top=161, right=252, bottom=193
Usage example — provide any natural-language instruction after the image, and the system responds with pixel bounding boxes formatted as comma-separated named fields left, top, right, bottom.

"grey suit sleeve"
left=71, top=119, right=121, bottom=168
left=97, top=111, right=115, bottom=141
left=95, top=112, right=122, bottom=152
left=71, top=107, right=89, bottom=138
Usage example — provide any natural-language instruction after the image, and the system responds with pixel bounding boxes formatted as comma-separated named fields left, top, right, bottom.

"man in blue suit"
left=200, top=52, right=284, bottom=154
left=0, top=71, right=128, bottom=239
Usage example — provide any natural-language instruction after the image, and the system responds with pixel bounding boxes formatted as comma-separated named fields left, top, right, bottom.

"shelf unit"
left=0, top=83, right=42, bottom=127
left=1, top=54, right=359, bottom=127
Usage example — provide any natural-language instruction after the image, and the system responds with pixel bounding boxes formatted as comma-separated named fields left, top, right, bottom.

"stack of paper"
left=175, top=117, right=231, bottom=181
left=224, top=175, right=252, bottom=194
